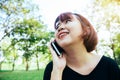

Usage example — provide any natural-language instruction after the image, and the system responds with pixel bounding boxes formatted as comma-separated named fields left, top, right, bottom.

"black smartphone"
left=51, top=41, right=64, bottom=57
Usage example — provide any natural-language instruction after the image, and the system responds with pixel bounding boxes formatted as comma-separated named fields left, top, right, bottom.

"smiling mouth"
left=59, top=32, right=69, bottom=39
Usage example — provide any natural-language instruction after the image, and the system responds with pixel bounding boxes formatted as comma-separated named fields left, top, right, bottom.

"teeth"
left=59, top=33, right=68, bottom=39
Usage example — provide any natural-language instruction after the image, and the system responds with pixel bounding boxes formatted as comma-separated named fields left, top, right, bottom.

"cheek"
left=54, top=32, right=58, bottom=39
left=69, top=21, right=82, bottom=33
left=71, top=30, right=82, bottom=39
left=70, top=27, right=84, bottom=43
left=71, top=25, right=83, bottom=36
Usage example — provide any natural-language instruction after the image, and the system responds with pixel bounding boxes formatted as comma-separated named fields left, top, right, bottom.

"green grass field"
left=0, top=69, right=45, bottom=80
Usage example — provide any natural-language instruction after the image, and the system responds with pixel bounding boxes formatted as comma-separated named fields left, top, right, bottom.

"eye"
left=65, top=19, right=71, bottom=24
left=55, top=22, right=61, bottom=30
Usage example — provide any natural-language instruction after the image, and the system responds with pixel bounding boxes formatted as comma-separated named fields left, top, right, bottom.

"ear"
left=82, top=26, right=91, bottom=41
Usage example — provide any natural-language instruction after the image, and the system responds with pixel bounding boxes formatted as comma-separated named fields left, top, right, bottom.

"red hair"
left=54, top=12, right=98, bottom=52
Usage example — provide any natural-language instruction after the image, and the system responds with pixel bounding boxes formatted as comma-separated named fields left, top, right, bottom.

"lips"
left=58, top=31, right=69, bottom=39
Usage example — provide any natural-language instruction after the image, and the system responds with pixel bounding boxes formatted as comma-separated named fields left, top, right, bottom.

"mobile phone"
left=51, top=41, right=64, bottom=57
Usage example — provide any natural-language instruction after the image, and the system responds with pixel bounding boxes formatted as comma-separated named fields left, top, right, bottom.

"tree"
left=113, top=33, right=120, bottom=64
left=12, top=18, right=48, bottom=71
left=0, top=0, right=49, bottom=70
left=0, top=0, right=31, bottom=41
left=92, top=0, right=120, bottom=64
left=0, top=0, right=32, bottom=68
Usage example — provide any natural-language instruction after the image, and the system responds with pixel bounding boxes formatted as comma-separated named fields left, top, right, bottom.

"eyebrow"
left=54, top=12, right=74, bottom=29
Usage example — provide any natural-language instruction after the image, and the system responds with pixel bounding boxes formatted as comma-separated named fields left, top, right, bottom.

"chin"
left=59, top=39, right=72, bottom=47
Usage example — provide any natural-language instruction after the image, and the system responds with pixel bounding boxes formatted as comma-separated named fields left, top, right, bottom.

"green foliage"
left=116, top=33, right=120, bottom=42
left=0, top=0, right=53, bottom=71
left=0, top=0, right=37, bottom=41
left=114, top=45, right=120, bottom=64
left=113, top=33, right=120, bottom=64
left=97, top=0, right=120, bottom=6
left=90, top=0, right=120, bottom=65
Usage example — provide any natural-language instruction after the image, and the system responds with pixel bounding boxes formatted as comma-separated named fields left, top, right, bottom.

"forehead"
left=55, top=12, right=74, bottom=24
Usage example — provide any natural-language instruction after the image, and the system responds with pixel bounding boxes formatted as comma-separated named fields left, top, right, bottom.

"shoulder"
left=102, top=56, right=120, bottom=79
left=101, top=55, right=120, bottom=71
left=44, top=61, right=53, bottom=75
left=96, top=55, right=120, bottom=71
left=43, top=61, right=53, bottom=80
left=101, top=56, right=118, bottom=65
left=44, top=61, right=53, bottom=71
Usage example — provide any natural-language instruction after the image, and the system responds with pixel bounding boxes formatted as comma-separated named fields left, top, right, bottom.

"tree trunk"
left=25, top=59, right=29, bottom=71
left=0, top=61, right=3, bottom=70
left=111, top=43, right=117, bottom=61
left=12, top=56, right=17, bottom=71
left=12, top=62, right=15, bottom=71
left=36, top=54, right=39, bottom=70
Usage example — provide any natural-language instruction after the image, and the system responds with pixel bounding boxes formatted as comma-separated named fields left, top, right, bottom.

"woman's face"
left=55, top=14, right=83, bottom=47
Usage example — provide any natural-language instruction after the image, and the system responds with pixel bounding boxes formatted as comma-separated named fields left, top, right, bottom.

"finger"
left=62, top=52, right=66, bottom=58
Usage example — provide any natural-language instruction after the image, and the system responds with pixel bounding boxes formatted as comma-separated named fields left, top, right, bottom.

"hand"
left=48, top=40, right=66, bottom=71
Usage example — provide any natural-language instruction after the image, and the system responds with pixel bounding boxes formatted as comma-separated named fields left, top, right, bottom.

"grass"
left=0, top=69, right=45, bottom=80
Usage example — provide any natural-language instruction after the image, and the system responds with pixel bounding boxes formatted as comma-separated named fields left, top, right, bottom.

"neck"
left=64, top=42, right=93, bottom=67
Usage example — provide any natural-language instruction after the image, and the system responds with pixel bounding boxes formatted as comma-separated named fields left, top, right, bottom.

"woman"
left=43, top=12, right=120, bottom=80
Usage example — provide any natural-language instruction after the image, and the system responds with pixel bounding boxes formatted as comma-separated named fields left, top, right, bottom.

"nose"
left=58, top=23, right=65, bottom=32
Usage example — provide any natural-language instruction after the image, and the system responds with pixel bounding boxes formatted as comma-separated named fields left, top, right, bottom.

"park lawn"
left=0, top=69, right=45, bottom=80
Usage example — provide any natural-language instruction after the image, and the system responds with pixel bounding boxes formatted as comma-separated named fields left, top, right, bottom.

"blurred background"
left=0, top=0, right=120, bottom=80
